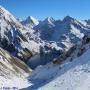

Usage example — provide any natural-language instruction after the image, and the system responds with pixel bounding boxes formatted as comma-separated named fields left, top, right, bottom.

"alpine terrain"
left=0, top=5, right=90, bottom=90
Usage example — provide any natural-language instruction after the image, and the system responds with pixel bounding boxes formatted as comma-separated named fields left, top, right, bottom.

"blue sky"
left=0, top=0, right=90, bottom=20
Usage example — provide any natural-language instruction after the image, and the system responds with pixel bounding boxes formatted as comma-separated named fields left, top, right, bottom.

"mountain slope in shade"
left=0, top=47, right=32, bottom=89
left=33, top=16, right=90, bottom=51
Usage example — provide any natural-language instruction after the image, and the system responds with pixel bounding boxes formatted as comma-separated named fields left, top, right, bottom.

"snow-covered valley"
left=22, top=44, right=90, bottom=90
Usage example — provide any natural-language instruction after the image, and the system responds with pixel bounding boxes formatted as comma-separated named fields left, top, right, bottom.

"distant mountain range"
left=1, top=5, right=90, bottom=68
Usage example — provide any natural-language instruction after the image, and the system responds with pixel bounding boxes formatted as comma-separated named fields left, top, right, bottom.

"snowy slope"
left=38, top=49, right=90, bottom=90
left=37, top=49, right=90, bottom=90
left=0, top=47, right=32, bottom=89
left=22, top=41, right=90, bottom=90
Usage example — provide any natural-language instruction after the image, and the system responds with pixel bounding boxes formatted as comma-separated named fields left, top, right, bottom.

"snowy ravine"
left=22, top=45, right=90, bottom=90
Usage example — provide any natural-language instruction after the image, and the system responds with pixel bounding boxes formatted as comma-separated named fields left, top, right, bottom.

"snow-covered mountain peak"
left=21, top=16, right=39, bottom=28
left=45, top=17, right=55, bottom=22
left=26, top=16, right=39, bottom=25
left=43, top=17, right=55, bottom=26
left=28, top=16, right=39, bottom=25
left=63, top=16, right=75, bottom=23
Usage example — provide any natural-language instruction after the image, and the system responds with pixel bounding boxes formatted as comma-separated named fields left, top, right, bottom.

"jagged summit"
left=26, top=16, right=39, bottom=26
left=43, top=17, right=55, bottom=26
left=28, top=16, right=39, bottom=25
left=21, top=16, right=39, bottom=28
left=63, top=16, right=75, bottom=23
left=45, top=17, right=55, bottom=22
